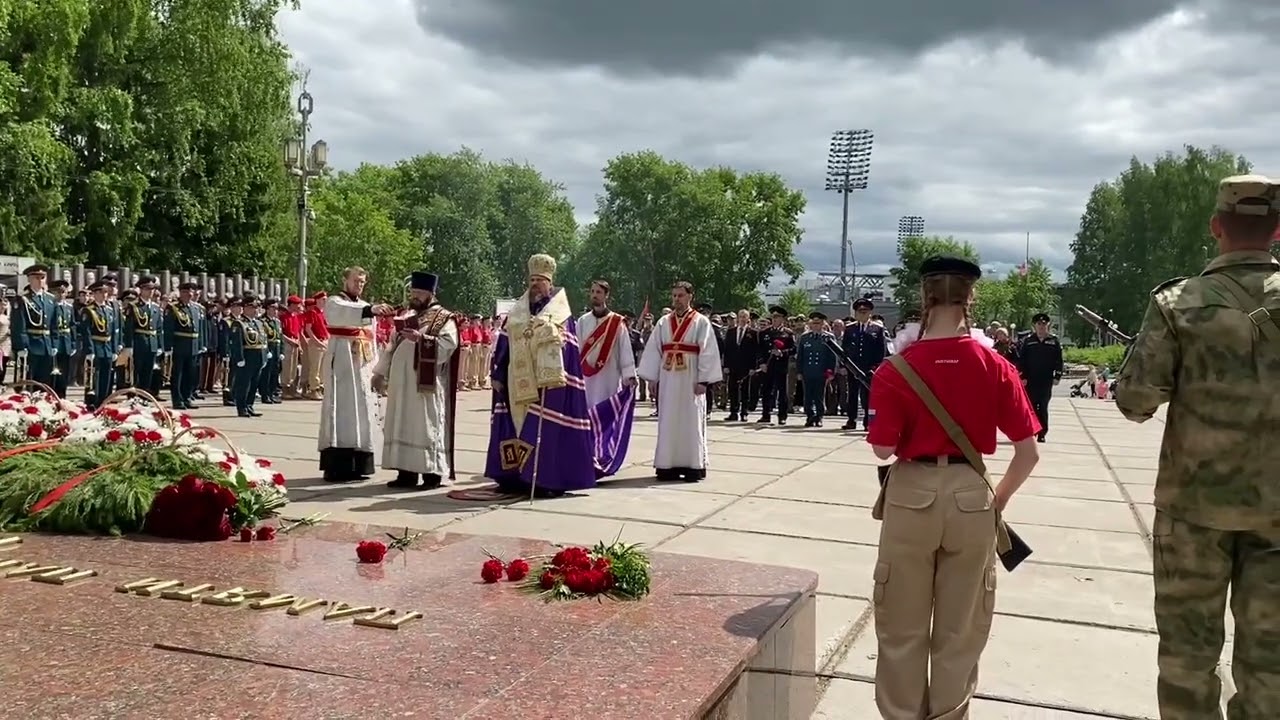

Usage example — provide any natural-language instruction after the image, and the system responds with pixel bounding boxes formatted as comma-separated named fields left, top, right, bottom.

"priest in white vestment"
left=317, top=267, right=391, bottom=483
left=637, top=280, right=723, bottom=482
left=371, top=271, right=460, bottom=490
left=576, top=279, right=637, bottom=405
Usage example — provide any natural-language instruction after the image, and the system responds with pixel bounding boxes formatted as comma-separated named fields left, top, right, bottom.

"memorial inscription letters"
left=1, top=535, right=423, bottom=630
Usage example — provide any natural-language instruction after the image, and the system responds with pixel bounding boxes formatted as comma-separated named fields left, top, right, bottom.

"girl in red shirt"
left=865, top=255, right=1041, bottom=720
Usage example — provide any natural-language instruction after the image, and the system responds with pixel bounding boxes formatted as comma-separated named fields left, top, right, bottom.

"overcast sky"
left=278, top=0, right=1280, bottom=279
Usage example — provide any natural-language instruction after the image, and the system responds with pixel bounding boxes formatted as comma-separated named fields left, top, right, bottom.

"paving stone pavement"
left=185, top=392, right=1209, bottom=719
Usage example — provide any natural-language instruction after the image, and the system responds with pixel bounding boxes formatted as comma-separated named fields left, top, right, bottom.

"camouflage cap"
left=1215, top=174, right=1280, bottom=215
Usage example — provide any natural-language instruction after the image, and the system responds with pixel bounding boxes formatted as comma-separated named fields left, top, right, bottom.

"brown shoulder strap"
left=887, top=354, right=989, bottom=480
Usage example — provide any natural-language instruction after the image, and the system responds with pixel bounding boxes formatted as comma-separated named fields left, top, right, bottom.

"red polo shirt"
left=867, top=336, right=1039, bottom=458
left=306, top=307, right=329, bottom=340
left=280, top=310, right=304, bottom=338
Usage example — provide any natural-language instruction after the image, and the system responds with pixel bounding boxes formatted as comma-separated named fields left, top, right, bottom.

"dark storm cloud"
left=415, top=0, right=1192, bottom=74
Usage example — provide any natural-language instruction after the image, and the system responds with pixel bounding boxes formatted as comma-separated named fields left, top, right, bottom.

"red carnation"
left=356, top=540, right=387, bottom=564
left=271, top=473, right=286, bottom=486
left=131, top=429, right=148, bottom=443
left=481, top=558, right=504, bottom=584
left=539, top=570, right=557, bottom=589
left=179, top=415, right=192, bottom=428
left=552, top=546, right=592, bottom=571
left=0, top=403, right=12, bottom=411
left=255, top=458, right=272, bottom=468
left=505, top=558, right=530, bottom=582
left=218, top=460, right=233, bottom=472
left=22, top=405, right=38, bottom=415
left=773, top=339, right=785, bottom=349
left=178, top=474, right=202, bottom=493
left=255, top=526, right=276, bottom=541
left=239, top=527, right=254, bottom=542
left=824, top=369, right=835, bottom=379
left=145, top=429, right=162, bottom=443
left=25, top=423, right=44, bottom=438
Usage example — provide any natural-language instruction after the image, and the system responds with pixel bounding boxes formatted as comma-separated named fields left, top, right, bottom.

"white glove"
left=199, top=347, right=206, bottom=353
left=266, top=353, right=273, bottom=360
left=17, top=350, right=26, bottom=359
left=237, top=361, right=245, bottom=368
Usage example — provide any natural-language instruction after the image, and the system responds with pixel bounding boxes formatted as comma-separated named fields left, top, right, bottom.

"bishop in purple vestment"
left=485, top=254, right=634, bottom=497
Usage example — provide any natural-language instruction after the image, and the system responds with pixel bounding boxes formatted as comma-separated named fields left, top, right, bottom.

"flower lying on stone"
left=481, top=558, right=505, bottom=584
left=519, top=539, right=652, bottom=602
left=356, top=540, right=388, bottom=564
left=505, top=558, right=530, bottom=582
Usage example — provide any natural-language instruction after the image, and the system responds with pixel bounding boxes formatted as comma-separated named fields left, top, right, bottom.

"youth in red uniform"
left=864, top=254, right=1041, bottom=720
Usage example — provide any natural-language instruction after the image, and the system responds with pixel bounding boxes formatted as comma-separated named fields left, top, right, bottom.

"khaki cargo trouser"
left=303, top=341, right=324, bottom=393
left=873, top=460, right=998, bottom=720
left=282, top=342, right=301, bottom=393
left=1152, top=511, right=1280, bottom=720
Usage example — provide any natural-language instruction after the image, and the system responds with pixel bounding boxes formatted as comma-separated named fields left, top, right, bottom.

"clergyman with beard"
left=371, top=271, right=461, bottom=490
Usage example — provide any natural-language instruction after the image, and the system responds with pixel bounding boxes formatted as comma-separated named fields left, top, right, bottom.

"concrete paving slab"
left=995, top=563, right=1155, bottom=631
left=444, top=507, right=680, bottom=547
left=1007, top=495, right=1143, bottom=533
left=1015, top=477, right=1127, bottom=502
left=814, top=595, right=870, bottom=669
left=837, top=614, right=1160, bottom=718
left=814, top=678, right=1120, bottom=719
left=698, top=496, right=883, bottom=546
left=518, top=486, right=739, bottom=526
left=754, top=464, right=883, bottom=508
left=1013, top=525, right=1151, bottom=573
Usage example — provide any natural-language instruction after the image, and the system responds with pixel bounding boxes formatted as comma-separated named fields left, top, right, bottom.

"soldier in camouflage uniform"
left=1115, top=174, right=1280, bottom=720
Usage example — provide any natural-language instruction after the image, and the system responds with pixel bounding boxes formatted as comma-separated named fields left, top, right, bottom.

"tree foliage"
left=0, top=0, right=301, bottom=274
left=777, top=287, right=812, bottom=316
left=1065, top=145, right=1249, bottom=343
left=562, top=151, right=805, bottom=313
left=890, top=235, right=979, bottom=313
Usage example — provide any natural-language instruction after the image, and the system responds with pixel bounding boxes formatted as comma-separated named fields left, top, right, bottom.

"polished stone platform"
left=0, top=524, right=817, bottom=720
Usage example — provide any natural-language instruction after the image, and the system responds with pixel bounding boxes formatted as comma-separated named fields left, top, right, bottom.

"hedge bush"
left=1063, top=345, right=1126, bottom=369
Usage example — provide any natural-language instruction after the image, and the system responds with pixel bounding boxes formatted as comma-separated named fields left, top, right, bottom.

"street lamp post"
left=283, top=90, right=328, bottom=297
left=897, top=215, right=925, bottom=243
left=825, top=129, right=874, bottom=302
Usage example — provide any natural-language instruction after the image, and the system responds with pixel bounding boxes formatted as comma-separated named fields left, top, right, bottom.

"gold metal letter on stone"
left=248, top=594, right=329, bottom=615
left=353, top=608, right=423, bottom=630
left=4, top=563, right=63, bottom=579
left=160, top=583, right=215, bottom=602
left=30, top=566, right=98, bottom=585
left=0, top=536, right=21, bottom=550
left=116, top=578, right=184, bottom=596
left=200, top=587, right=270, bottom=607
left=322, top=602, right=376, bottom=621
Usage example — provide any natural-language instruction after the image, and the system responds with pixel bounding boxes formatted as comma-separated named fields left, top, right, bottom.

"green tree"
left=1066, top=145, right=1248, bottom=339
left=306, top=166, right=418, bottom=302
left=1004, top=259, right=1057, bottom=328
left=486, top=161, right=579, bottom=298
left=970, top=278, right=1012, bottom=325
left=777, top=286, right=812, bottom=316
left=569, top=151, right=805, bottom=313
left=890, top=235, right=980, bottom=312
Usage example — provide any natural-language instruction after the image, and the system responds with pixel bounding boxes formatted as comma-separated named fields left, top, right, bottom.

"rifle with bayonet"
left=821, top=335, right=873, bottom=391
left=1074, top=305, right=1135, bottom=345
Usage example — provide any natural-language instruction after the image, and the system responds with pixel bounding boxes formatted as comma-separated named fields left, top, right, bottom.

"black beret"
left=919, top=255, right=982, bottom=280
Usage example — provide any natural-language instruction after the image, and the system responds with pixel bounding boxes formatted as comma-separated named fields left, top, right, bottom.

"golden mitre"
left=528, top=253, right=557, bottom=282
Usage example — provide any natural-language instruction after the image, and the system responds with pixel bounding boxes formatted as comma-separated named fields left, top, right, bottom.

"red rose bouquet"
left=511, top=538, right=651, bottom=602
left=356, top=540, right=388, bottom=564
left=144, top=474, right=237, bottom=541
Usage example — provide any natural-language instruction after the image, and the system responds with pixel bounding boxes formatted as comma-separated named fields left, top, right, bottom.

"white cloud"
left=278, top=0, right=1280, bottom=277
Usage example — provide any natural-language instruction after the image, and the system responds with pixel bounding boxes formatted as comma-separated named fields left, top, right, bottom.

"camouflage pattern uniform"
left=1115, top=175, right=1280, bottom=720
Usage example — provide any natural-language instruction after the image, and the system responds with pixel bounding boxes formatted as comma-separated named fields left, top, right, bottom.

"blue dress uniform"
left=163, top=283, right=202, bottom=410
left=258, top=300, right=283, bottom=404
left=756, top=305, right=797, bottom=425
left=50, top=281, right=76, bottom=398
left=125, top=278, right=163, bottom=396
left=80, top=285, right=119, bottom=406
left=228, top=296, right=267, bottom=417
left=220, top=300, right=243, bottom=406
left=841, top=299, right=889, bottom=430
left=797, top=313, right=838, bottom=427
left=9, top=264, right=57, bottom=387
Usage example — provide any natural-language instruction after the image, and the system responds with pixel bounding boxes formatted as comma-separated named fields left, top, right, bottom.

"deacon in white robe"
left=372, top=271, right=459, bottom=490
left=576, top=280, right=637, bottom=405
left=637, top=282, right=722, bottom=482
left=317, top=267, right=390, bottom=483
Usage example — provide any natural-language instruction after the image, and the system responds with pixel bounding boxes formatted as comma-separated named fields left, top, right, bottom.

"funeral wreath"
left=0, top=388, right=288, bottom=539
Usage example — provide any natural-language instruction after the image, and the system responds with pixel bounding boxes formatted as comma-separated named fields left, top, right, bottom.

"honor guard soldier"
left=199, top=301, right=223, bottom=396
left=221, top=297, right=243, bottom=406
left=116, top=288, right=139, bottom=388
left=259, top=298, right=284, bottom=404
left=163, top=282, right=202, bottom=410
left=10, top=264, right=56, bottom=387
left=125, top=277, right=163, bottom=396
left=81, top=282, right=119, bottom=406
left=797, top=311, right=838, bottom=427
left=1115, top=174, right=1280, bottom=719
left=755, top=305, right=796, bottom=425
left=228, top=294, right=267, bottom=417
left=841, top=297, right=889, bottom=430
left=1015, top=312, right=1063, bottom=442
left=49, top=278, right=76, bottom=398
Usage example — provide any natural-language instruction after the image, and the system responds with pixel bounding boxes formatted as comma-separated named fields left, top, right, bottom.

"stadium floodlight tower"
left=898, top=215, right=925, bottom=242
left=825, top=129, right=874, bottom=302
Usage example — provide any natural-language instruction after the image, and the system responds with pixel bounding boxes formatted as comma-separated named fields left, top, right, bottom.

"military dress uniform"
left=50, top=281, right=76, bottom=398
left=797, top=312, right=838, bottom=427
left=228, top=297, right=267, bottom=417
left=258, top=300, right=283, bottom=404
left=842, top=299, right=889, bottom=430
left=1115, top=175, right=1280, bottom=720
left=221, top=299, right=243, bottom=406
left=124, top=280, right=163, bottom=396
left=163, top=283, right=202, bottom=410
left=1015, top=313, right=1063, bottom=442
left=756, top=306, right=796, bottom=425
left=200, top=303, right=223, bottom=395
left=80, top=286, right=120, bottom=406
left=9, top=264, right=56, bottom=387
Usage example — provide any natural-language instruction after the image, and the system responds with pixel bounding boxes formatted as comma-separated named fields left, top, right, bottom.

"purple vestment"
left=484, top=292, right=635, bottom=493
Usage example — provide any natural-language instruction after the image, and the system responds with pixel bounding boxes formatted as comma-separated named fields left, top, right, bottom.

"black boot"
left=387, top=470, right=420, bottom=489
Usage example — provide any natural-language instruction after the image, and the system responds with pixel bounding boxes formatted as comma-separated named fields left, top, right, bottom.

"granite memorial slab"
left=0, top=524, right=817, bottom=720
